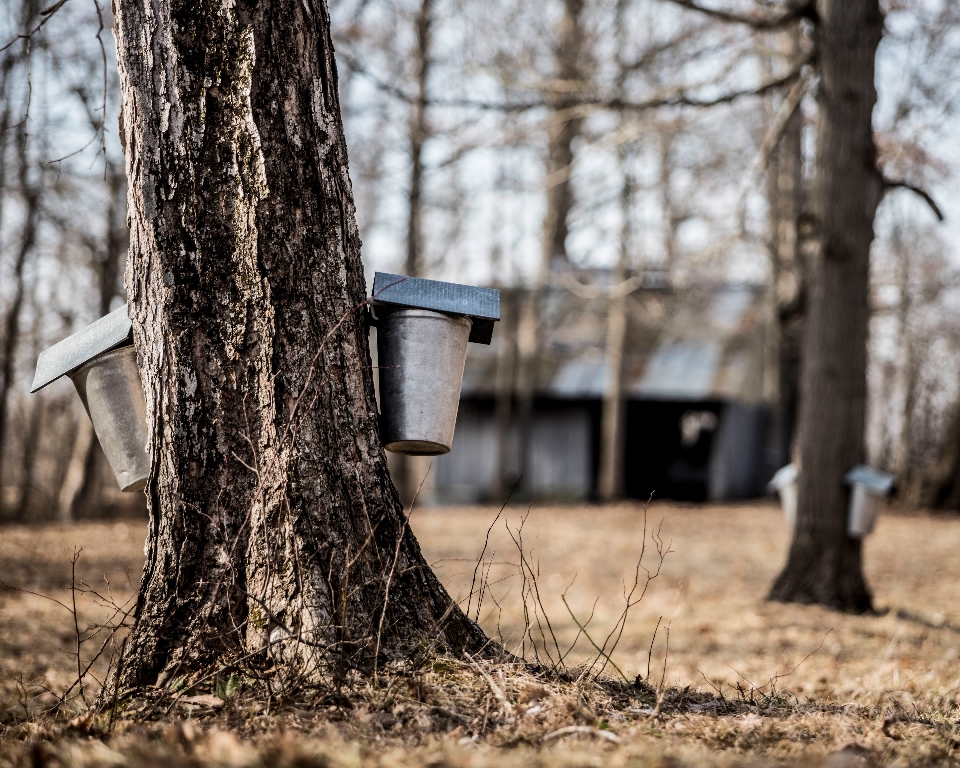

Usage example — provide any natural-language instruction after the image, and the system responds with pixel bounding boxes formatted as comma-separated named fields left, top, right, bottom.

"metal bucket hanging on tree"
left=844, top=465, right=894, bottom=538
left=371, top=273, right=500, bottom=456
left=31, top=305, right=150, bottom=492
left=768, top=464, right=798, bottom=527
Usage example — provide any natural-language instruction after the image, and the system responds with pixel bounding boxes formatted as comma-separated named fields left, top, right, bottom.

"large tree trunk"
left=113, top=0, right=487, bottom=693
left=769, top=0, right=884, bottom=613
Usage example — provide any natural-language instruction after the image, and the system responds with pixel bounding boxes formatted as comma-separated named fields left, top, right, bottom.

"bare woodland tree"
left=765, top=27, right=806, bottom=467
left=0, top=0, right=135, bottom=522
left=0, top=122, right=42, bottom=507
left=770, top=0, right=893, bottom=611
left=597, top=1, right=635, bottom=502
left=111, top=0, right=487, bottom=689
left=393, top=0, right=432, bottom=506
left=665, top=0, right=943, bottom=610
left=0, top=0, right=45, bottom=508
left=515, top=0, right=586, bottom=494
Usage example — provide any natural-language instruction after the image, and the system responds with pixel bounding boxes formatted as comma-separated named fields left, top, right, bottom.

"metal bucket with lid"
left=844, top=465, right=894, bottom=538
left=767, top=464, right=798, bottom=527
left=371, top=272, right=500, bottom=456
left=31, top=305, right=149, bottom=492
left=68, top=345, right=149, bottom=492
left=376, top=308, right=472, bottom=455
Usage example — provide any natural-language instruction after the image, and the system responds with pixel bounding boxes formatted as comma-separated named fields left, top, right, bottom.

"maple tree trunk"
left=769, top=0, right=883, bottom=612
left=113, top=0, right=487, bottom=692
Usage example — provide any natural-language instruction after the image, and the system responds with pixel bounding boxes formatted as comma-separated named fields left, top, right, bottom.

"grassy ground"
left=2, top=501, right=960, bottom=766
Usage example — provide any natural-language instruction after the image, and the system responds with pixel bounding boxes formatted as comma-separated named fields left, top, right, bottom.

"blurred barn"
left=426, top=278, right=773, bottom=504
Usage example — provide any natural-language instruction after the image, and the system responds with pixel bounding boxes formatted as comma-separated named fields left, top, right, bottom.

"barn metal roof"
left=460, top=279, right=768, bottom=404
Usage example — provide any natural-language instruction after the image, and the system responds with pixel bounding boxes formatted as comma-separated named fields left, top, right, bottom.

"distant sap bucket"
left=844, top=465, right=894, bottom=539
left=68, top=345, right=150, bottom=492
left=847, top=484, right=881, bottom=538
left=767, top=464, right=797, bottom=527
left=377, top=308, right=472, bottom=456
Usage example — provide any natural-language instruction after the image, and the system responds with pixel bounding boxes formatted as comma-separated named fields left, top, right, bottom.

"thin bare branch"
left=884, top=177, right=945, bottom=221
left=0, top=0, right=72, bottom=54
left=659, top=0, right=815, bottom=29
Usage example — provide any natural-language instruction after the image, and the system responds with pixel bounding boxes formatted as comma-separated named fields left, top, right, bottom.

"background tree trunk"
left=493, top=289, right=517, bottom=500
left=64, top=163, right=129, bottom=521
left=113, top=0, right=487, bottom=692
left=0, top=126, right=41, bottom=509
left=769, top=0, right=884, bottom=612
left=766, top=28, right=805, bottom=468
left=597, top=147, right=632, bottom=502
left=515, top=0, right=584, bottom=494
left=393, top=0, right=432, bottom=507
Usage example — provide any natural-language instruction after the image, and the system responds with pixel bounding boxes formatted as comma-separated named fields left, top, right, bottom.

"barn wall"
left=707, top=401, right=769, bottom=500
left=432, top=400, right=593, bottom=503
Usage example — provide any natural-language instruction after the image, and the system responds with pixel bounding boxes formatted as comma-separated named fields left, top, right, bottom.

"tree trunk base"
left=768, top=537, right=873, bottom=614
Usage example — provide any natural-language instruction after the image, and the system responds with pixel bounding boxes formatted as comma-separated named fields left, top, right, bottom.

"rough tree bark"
left=769, top=0, right=884, bottom=612
left=113, top=0, right=487, bottom=692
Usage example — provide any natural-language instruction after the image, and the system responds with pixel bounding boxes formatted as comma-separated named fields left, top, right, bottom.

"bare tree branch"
left=0, top=0, right=71, bottom=54
left=883, top=177, right=945, bottom=222
left=659, top=0, right=816, bottom=29
left=338, top=49, right=809, bottom=115
left=752, top=67, right=812, bottom=173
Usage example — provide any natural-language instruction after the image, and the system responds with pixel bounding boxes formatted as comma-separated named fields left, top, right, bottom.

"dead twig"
left=70, top=548, right=88, bottom=708
left=653, top=622, right=671, bottom=716
left=463, top=652, right=513, bottom=718
left=467, top=476, right=520, bottom=621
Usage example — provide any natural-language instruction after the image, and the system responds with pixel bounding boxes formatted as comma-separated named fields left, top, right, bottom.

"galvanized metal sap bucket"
left=68, top=346, right=149, bottom=492
left=767, top=464, right=798, bottom=527
left=377, top=308, right=472, bottom=455
left=844, top=465, right=894, bottom=539
left=371, top=273, right=500, bottom=456
left=32, top=305, right=149, bottom=492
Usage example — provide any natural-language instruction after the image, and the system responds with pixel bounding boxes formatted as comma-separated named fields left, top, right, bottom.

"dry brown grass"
left=2, top=501, right=960, bottom=766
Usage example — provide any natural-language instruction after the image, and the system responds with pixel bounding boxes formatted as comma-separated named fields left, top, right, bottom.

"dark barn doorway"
left=623, top=400, right=723, bottom=502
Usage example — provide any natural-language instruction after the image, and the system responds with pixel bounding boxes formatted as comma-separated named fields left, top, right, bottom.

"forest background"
left=1, top=0, right=960, bottom=521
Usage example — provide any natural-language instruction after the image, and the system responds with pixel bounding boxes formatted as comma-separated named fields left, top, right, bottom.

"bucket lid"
left=31, top=305, right=132, bottom=392
left=767, top=463, right=797, bottom=492
left=844, top=464, right=894, bottom=495
left=372, top=272, right=500, bottom=344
